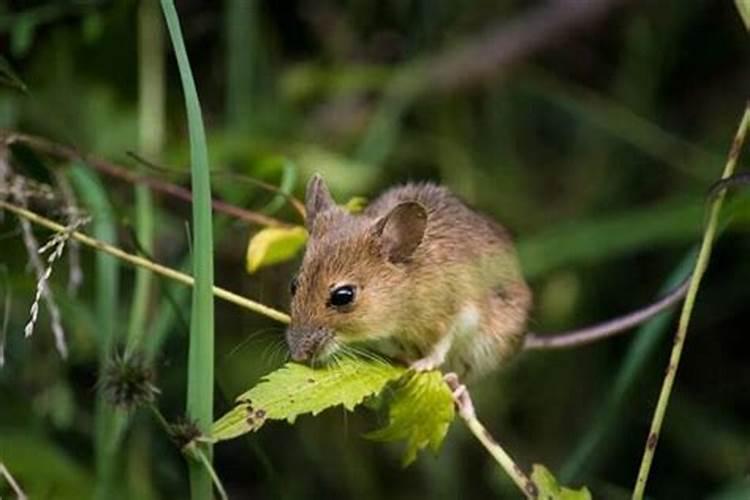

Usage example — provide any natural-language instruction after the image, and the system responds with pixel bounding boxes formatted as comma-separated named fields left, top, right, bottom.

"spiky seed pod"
left=101, top=351, right=160, bottom=410
left=169, top=416, right=203, bottom=450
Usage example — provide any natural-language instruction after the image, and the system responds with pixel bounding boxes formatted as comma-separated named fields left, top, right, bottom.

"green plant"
left=160, top=1, right=216, bottom=498
left=1, top=2, right=748, bottom=498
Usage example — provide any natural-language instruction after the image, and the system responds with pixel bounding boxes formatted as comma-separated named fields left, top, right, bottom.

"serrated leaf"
left=245, top=225, right=308, bottom=273
left=531, top=464, right=592, bottom=500
left=736, top=0, right=750, bottom=30
left=343, top=196, right=368, bottom=214
left=211, top=359, right=405, bottom=441
left=366, top=371, right=455, bottom=466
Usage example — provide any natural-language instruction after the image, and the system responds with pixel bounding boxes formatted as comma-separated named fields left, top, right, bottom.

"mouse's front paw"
left=409, top=357, right=440, bottom=372
left=408, top=337, right=451, bottom=372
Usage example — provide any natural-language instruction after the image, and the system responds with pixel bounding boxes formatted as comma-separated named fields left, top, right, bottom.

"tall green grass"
left=125, top=0, right=162, bottom=359
left=160, top=2, right=216, bottom=498
left=67, top=164, right=121, bottom=499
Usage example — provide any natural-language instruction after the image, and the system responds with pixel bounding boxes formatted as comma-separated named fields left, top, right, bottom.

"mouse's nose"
left=286, top=327, right=330, bottom=363
left=289, top=336, right=310, bottom=362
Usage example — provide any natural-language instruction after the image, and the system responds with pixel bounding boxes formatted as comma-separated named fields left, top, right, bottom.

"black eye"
left=290, top=276, right=299, bottom=296
left=329, top=285, right=355, bottom=307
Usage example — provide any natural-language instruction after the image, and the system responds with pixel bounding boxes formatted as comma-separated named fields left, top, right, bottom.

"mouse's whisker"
left=335, top=344, right=356, bottom=363
left=274, top=338, right=291, bottom=366
left=262, top=337, right=288, bottom=367
left=341, top=343, right=389, bottom=367
left=224, top=328, right=279, bottom=359
left=259, top=338, right=277, bottom=363
left=334, top=351, right=346, bottom=372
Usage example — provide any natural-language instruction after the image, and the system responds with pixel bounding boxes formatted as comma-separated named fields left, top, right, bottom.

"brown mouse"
left=286, top=175, right=689, bottom=380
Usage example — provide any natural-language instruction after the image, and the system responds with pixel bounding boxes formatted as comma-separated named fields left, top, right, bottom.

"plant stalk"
left=161, top=1, right=217, bottom=496
left=632, top=103, right=749, bottom=499
left=125, top=0, right=162, bottom=359
left=0, top=200, right=290, bottom=324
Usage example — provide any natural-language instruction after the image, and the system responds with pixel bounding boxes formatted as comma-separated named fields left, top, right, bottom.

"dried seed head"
left=101, top=351, right=159, bottom=410
left=169, top=416, right=203, bottom=450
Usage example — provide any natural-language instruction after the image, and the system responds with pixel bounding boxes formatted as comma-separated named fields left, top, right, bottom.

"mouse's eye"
left=329, top=285, right=356, bottom=308
left=290, top=276, right=299, bottom=296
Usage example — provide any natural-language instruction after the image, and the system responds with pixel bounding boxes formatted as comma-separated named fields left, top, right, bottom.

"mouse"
left=286, top=174, right=689, bottom=380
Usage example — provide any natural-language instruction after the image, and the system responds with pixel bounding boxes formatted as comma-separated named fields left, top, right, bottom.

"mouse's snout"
left=286, top=326, right=333, bottom=363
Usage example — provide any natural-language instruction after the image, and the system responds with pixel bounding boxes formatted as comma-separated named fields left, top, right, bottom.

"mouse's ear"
left=374, top=201, right=427, bottom=263
left=305, top=174, right=335, bottom=230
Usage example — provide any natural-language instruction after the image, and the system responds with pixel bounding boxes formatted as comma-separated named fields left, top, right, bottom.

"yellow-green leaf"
left=343, top=196, right=368, bottom=214
left=366, top=371, right=455, bottom=466
left=531, top=464, right=592, bottom=500
left=210, top=359, right=405, bottom=442
left=736, top=0, right=750, bottom=30
left=245, top=225, right=308, bottom=273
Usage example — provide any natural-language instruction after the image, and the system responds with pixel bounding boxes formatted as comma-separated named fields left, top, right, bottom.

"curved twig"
left=0, top=131, right=289, bottom=228
left=0, top=199, right=291, bottom=325
left=444, top=373, right=538, bottom=498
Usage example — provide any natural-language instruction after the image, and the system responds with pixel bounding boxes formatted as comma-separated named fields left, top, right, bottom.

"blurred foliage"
left=245, top=226, right=308, bottom=274
left=1, top=0, right=749, bottom=499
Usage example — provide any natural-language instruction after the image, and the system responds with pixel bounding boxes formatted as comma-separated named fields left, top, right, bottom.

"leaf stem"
left=464, top=416, right=537, bottom=498
left=0, top=199, right=290, bottom=324
left=0, top=462, right=27, bottom=500
left=446, top=376, right=537, bottom=498
left=160, top=0, right=217, bottom=496
left=632, top=103, right=750, bottom=499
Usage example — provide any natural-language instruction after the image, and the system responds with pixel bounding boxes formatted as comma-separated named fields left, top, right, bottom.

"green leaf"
left=343, top=196, right=368, bottom=214
left=161, top=0, right=216, bottom=496
left=366, top=371, right=456, bottom=466
left=211, top=359, right=405, bottom=441
left=531, top=464, right=592, bottom=500
left=245, top=226, right=308, bottom=273
left=736, top=0, right=750, bottom=30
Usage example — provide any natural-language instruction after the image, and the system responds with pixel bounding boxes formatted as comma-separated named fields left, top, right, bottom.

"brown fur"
left=287, top=176, right=532, bottom=380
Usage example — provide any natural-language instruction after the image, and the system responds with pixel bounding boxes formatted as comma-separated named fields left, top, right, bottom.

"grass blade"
left=67, top=164, right=122, bottom=499
left=125, top=0, right=163, bottom=358
left=160, top=2, right=216, bottom=498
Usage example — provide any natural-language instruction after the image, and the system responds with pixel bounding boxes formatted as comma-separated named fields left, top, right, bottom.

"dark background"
left=1, top=1, right=749, bottom=498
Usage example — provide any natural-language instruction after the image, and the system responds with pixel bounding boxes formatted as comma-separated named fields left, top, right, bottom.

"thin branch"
left=0, top=461, right=27, bottom=500
left=0, top=199, right=291, bottom=325
left=632, top=103, right=750, bottom=499
left=444, top=374, right=538, bottom=498
left=426, top=0, right=632, bottom=92
left=0, top=131, right=288, bottom=228
left=127, top=150, right=306, bottom=220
